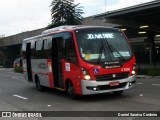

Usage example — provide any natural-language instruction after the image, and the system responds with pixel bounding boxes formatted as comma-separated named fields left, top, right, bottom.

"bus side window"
left=43, top=38, right=52, bottom=59
left=35, top=39, right=43, bottom=59
left=65, top=35, right=77, bottom=62
left=22, top=42, right=26, bottom=59
left=31, top=40, right=36, bottom=58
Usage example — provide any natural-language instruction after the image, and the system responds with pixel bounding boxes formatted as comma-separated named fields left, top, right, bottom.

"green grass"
left=147, top=69, right=160, bottom=76
left=138, top=68, right=160, bottom=76
left=14, top=66, right=23, bottom=73
left=0, top=61, right=3, bottom=67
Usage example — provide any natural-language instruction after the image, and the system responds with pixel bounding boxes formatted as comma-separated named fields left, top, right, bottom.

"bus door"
left=26, top=43, right=33, bottom=81
left=52, top=37, right=64, bottom=88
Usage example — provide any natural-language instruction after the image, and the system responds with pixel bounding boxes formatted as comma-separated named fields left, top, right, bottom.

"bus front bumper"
left=81, top=75, right=136, bottom=95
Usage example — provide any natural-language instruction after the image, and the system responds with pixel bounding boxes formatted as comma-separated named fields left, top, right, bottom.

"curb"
left=137, top=75, right=160, bottom=79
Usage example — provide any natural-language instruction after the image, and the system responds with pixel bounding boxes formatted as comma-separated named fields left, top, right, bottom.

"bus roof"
left=42, top=25, right=119, bottom=34
left=23, top=26, right=119, bottom=41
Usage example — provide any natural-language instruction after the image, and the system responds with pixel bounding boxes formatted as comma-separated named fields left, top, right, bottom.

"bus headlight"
left=132, top=70, right=136, bottom=75
left=81, top=68, right=91, bottom=80
left=84, top=75, right=91, bottom=80
left=132, top=63, right=136, bottom=75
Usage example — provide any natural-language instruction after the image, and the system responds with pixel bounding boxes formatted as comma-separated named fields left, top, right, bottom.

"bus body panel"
left=85, top=56, right=136, bottom=79
left=77, top=56, right=136, bottom=95
left=32, top=59, right=50, bottom=87
left=61, top=59, right=82, bottom=95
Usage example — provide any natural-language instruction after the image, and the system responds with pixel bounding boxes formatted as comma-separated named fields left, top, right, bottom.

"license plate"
left=109, top=82, right=120, bottom=87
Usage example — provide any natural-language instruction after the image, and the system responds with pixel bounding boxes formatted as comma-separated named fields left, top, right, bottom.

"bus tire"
left=66, top=80, right=79, bottom=100
left=35, top=76, right=44, bottom=92
left=113, top=90, right=123, bottom=95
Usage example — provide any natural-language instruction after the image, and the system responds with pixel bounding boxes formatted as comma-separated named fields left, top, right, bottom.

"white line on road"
left=13, top=95, right=28, bottom=100
left=139, top=94, right=144, bottom=97
left=152, top=84, right=160, bottom=87
left=137, top=83, right=143, bottom=85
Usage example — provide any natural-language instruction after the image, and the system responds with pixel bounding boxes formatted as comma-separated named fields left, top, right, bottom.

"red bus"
left=22, top=26, right=136, bottom=99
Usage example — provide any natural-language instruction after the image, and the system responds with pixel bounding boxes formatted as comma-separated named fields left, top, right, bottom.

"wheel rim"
left=67, top=82, right=74, bottom=95
left=36, top=79, right=40, bottom=89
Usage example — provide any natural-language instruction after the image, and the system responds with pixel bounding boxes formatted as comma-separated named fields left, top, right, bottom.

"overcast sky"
left=0, top=0, right=154, bottom=37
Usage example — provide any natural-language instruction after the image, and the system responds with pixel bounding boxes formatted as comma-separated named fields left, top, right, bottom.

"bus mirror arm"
left=63, top=57, right=78, bottom=65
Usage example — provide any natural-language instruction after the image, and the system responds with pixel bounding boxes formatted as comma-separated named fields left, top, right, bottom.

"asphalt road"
left=0, top=68, right=160, bottom=120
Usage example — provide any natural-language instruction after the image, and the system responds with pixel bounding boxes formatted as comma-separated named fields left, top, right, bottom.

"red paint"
left=47, top=59, right=54, bottom=88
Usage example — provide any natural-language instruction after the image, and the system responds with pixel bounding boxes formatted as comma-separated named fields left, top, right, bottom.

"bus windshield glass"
left=75, top=28, right=132, bottom=63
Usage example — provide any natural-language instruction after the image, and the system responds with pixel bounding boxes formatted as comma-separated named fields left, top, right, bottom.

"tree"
left=46, top=0, right=84, bottom=29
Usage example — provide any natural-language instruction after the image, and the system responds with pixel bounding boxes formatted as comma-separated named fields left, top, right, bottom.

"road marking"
left=0, top=75, right=5, bottom=78
left=139, top=94, right=143, bottom=97
left=13, top=95, right=28, bottom=100
left=137, top=83, right=143, bottom=85
left=152, top=84, right=160, bottom=87
left=12, top=77, right=17, bottom=79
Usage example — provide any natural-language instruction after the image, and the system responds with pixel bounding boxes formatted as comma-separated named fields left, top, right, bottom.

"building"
left=0, top=0, right=160, bottom=71
left=0, top=28, right=45, bottom=67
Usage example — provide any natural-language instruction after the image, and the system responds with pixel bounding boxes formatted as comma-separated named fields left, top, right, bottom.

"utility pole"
left=104, top=0, right=107, bottom=12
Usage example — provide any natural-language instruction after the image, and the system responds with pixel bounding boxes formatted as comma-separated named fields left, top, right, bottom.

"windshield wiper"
left=96, top=40, right=105, bottom=64
left=104, top=39, right=126, bottom=62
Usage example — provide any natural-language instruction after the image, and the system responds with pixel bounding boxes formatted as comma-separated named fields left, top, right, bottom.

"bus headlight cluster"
left=81, top=68, right=91, bottom=80
left=132, top=63, right=136, bottom=75
left=132, top=70, right=136, bottom=75
left=84, top=75, right=91, bottom=80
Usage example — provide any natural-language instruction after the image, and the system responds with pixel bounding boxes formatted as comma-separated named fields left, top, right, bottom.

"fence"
left=137, top=63, right=160, bottom=76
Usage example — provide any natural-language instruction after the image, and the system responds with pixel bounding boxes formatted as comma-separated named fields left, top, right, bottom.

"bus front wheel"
left=66, top=81, right=79, bottom=100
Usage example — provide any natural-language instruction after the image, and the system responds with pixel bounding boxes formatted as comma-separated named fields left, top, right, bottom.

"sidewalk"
left=0, top=68, right=14, bottom=71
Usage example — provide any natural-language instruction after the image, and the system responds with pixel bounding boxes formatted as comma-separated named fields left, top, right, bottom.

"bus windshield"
left=75, top=28, right=132, bottom=63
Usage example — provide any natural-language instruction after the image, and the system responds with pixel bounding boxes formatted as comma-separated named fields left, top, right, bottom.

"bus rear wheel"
left=35, top=76, right=44, bottom=92
left=66, top=81, right=79, bottom=100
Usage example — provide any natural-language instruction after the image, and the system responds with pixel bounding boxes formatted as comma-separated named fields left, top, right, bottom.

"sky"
left=0, top=0, right=154, bottom=37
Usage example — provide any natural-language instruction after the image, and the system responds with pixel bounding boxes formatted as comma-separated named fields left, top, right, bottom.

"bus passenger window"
left=43, top=38, right=52, bottom=59
left=36, top=40, right=43, bottom=50
left=35, top=40, right=43, bottom=58
left=65, top=37, right=77, bottom=60
left=30, top=40, right=36, bottom=58
left=22, top=43, right=26, bottom=59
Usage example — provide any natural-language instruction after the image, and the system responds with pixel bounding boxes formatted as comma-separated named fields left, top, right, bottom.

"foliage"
left=138, top=68, right=160, bottom=76
left=147, top=69, right=160, bottom=76
left=46, top=22, right=66, bottom=29
left=47, top=0, right=84, bottom=29
left=14, top=66, right=23, bottom=73
left=0, top=60, right=3, bottom=67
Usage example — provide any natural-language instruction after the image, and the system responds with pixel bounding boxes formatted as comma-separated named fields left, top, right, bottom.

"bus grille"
left=98, top=82, right=127, bottom=90
left=95, top=72, right=129, bottom=81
